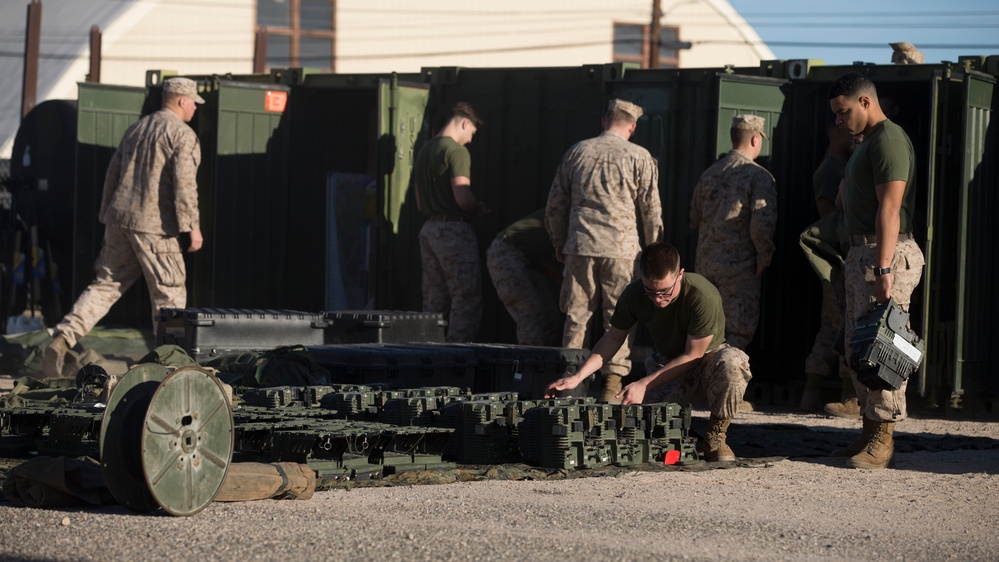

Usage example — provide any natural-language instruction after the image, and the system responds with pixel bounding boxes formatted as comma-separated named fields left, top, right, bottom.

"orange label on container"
left=264, top=91, right=288, bottom=113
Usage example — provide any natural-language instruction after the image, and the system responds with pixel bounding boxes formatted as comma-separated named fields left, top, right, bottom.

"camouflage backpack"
left=241, top=345, right=330, bottom=388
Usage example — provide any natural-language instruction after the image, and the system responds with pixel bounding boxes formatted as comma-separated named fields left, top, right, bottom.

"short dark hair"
left=640, top=242, right=681, bottom=280
left=730, top=128, right=756, bottom=146
left=605, top=108, right=636, bottom=126
left=449, top=101, right=483, bottom=128
left=828, top=72, right=877, bottom=100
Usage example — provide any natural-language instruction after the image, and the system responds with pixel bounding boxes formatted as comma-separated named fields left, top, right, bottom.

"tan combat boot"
left=848, top=420, right=896, bottom=469
left=830, top=417, right=877, bottom=457
left=824, top=377, right=860, bottom=418
left=41, top=333, right=70, bottom=379
left=799, top=372, right=825, bottom=411
left=702, top=416, right=736, bottom=462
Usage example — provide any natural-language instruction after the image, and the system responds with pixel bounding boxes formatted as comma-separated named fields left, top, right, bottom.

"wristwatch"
left=873, top=266, right=892, bottom=276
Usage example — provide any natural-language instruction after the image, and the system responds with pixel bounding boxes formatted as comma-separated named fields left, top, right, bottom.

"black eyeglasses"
left=642, top=270, right=682, bottom=300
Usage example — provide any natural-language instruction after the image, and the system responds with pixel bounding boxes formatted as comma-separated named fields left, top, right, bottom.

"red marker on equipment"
left=664, top=450, right=681, bottom=465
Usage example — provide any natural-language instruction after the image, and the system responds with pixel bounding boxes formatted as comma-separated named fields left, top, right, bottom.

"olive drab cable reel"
left=99, top=363, right=234, bottom=516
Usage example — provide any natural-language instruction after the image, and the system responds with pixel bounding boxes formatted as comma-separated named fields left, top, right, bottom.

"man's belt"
left=428, top=214, right=468, bottom=223
left=848, top=232, right=913, bottom=246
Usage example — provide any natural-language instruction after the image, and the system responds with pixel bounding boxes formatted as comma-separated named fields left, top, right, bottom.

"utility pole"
left=253, top=28, right=267, bottom=73
left=88, top=25, right=101, bottom=83
left=21, top=0, right=42, bottom=119
left=649, top=0, right=663, bottom=69
left=330, top=0, right=337, bottom=72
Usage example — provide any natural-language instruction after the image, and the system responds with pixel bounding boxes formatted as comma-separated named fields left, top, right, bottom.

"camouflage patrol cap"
left=607, top=98, right=643, bottom=121
left=890, top=42, right=924, bottom=64
left=163, top=77, right=206, bottom=104
left=731, top=114, right=767, bottom=139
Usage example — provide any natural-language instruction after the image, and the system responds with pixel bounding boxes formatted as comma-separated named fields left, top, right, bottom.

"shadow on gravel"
left=726, top=420, right=999, bottom=475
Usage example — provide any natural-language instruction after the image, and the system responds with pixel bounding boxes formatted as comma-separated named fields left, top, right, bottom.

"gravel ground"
left=1, top=400, right=997, bottom=562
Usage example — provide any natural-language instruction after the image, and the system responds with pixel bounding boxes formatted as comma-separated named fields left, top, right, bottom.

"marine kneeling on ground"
left=545, top=242, right=752, bottom=462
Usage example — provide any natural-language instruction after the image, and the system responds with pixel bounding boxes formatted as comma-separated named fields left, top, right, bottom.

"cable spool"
left=99, top=364, right=234, bottom=516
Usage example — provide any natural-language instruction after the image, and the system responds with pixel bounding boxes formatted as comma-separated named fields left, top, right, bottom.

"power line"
left=737, top=10, right=999, bottom=17
left=750, top=22, right=999, bottom=29
left=0, top=50, right=252, bottom=62
left=3, top=34, right=998, bottom=64
left=763, top=40, right=999, bottom=50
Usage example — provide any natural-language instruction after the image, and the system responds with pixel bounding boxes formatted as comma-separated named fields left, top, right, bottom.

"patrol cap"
left=731, top=114, right=767, bottom=139
left=163, top=77, right=206, bottom=104
left=607, top=98, right=643, bottom=121
left=890, top=42, right=924, bottom=64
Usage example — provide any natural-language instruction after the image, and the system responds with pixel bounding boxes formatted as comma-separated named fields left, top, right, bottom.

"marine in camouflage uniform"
left=545, top=243, right=751, bottom=462
left=690, top=115, right=777, bottom=350
left=545, top=99, right=663, bottom=403
left=414, top=102, right=486, bottom=343
left=486, top=209, right=562, bottom=346
left=42, top=77, right=206, bottom=378
left=800, top=119, right=856, bottom=412
left=829, top=71, right=925, bottom=469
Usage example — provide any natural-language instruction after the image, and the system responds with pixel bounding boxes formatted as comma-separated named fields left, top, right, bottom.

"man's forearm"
left=642, top=353, right=703, bottom=391
left=875, top=210, right=900, bottom=268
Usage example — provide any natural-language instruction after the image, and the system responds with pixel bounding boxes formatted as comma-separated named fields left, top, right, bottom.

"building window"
left=612, top=23, right=680, bottom=68
left=258, top=0, right=336, bottom=70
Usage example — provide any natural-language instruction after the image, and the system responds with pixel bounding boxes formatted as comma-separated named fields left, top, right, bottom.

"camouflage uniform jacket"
left=100, top=108, right=201, bottom=236
left=545, top=130, right=662, bottom=259
left=690, top=149, right=777, bottom=270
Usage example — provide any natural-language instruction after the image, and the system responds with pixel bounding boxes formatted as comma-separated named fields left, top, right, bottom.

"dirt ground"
left=1, top=377, right=997, bottom=562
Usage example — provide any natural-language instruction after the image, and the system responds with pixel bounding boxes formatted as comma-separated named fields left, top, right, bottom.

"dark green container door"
left=715, top=75, right=784, bottom=160
left=955, top=73, right=997, bottom=400
left=715, top=75, right=788, bottom=366
left=74, top=83, right=147, bottom=326
left=197, top=80, right=291, bottom=308
left=375, top=78, right=429, bottom=310
left=921, top=70, right=997, bottom=407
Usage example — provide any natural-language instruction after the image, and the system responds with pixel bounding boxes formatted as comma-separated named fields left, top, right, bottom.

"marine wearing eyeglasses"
left=546, top=242, right=753, bottom=462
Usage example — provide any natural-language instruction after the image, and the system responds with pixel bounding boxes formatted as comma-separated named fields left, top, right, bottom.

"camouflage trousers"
left=644, top=344, right=752, bottom=420
left=804, top=272, right=845, bottom=382
left=840, top=238, right=924, bottom=421
left=55, top=225, right=186, bottom=347
left=696, top=261, right=760, bottom=350
left=485, top=238, right=561, bottom=346
left=560, top=254, right=635, bottom=388
left=419, top=221, right=482, bottom=343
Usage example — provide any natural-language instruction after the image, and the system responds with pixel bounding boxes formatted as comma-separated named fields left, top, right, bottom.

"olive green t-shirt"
left=812, top=156, right=844, bottom=204
left=610, top=272, right=726, bottom=359
left=496, top=209, right=559, bottom=274
left=413, top=136, right=472, bottom=217
left=843, top=119, right=916, bottom=235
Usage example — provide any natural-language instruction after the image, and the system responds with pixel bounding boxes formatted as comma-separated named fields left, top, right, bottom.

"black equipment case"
left=322, top=311, right=446, bottom=344
left=306, top=344, right=477, bottom=391
left=849, top=298, right=925, bottom=391
left=405, top=343, right=591, bottom=399
left=156, top=308, right=327, bottom=362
